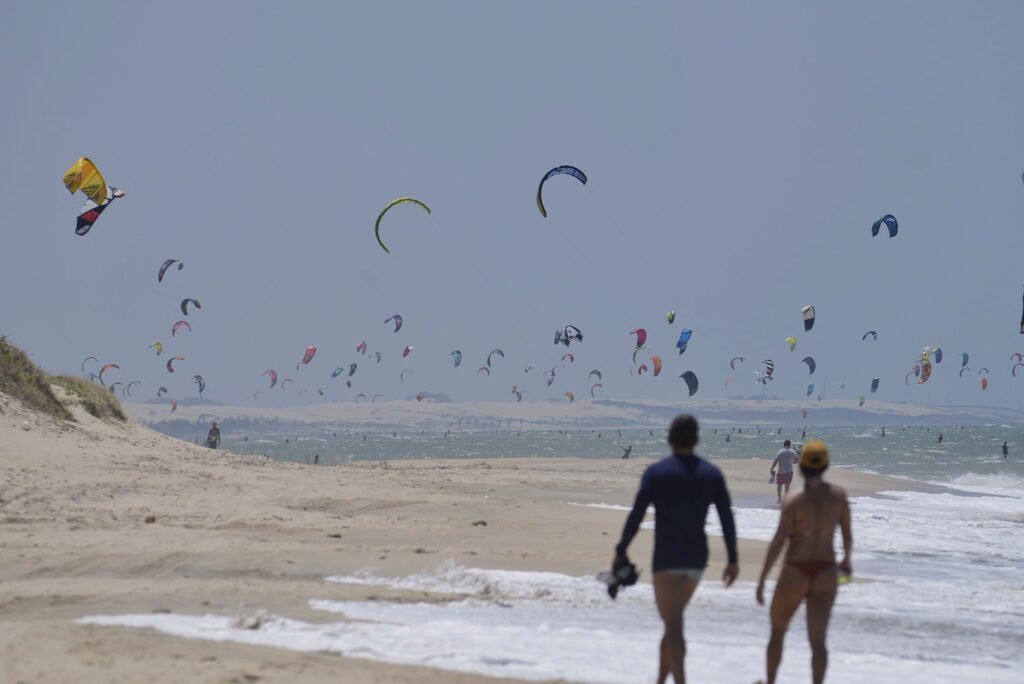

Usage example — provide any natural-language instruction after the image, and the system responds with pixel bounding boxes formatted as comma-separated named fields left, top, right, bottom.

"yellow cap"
left=800, top=439, right=829, bottom=469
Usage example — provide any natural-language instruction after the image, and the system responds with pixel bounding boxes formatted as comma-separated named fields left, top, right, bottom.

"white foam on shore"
left=81, top=562, right=1021, bottom=683
left=78, top=482, right=1024, bottom=683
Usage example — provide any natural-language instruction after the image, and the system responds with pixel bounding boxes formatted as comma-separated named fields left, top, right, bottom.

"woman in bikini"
left=755, top=440, right=853, bottom=684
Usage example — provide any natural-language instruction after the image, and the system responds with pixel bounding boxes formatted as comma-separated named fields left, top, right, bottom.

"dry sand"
left=1, top=390, right=934, bottom=684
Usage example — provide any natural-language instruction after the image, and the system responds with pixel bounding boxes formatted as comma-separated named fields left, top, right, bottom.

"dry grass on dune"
left=51, top=374, right=126, bottom=422
left=0, top=336, right=73, bottom=422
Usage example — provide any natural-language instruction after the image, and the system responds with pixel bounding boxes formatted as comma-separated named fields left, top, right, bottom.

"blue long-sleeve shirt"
left=615, top=453, right=738, bottom=571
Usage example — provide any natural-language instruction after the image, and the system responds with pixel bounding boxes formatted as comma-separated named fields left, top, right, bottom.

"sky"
left=1, top=1, right=1023, bottom=410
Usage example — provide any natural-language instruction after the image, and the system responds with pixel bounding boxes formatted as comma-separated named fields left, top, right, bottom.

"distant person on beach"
left=614, top=414, right=738, bottom=684
left=1002, top=441, right=1009, bottom=458
left=755, top=440, right=853, bottom=684
left=620, top=445, right=633, bottom=460
left=204, top=422, right=220, bottom=449
left=770, top=441, right=799, bottom=503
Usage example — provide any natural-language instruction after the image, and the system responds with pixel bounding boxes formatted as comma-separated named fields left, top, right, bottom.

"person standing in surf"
left=770, top=440, right=799, bottom=503
left=1002, top=441, right=1009, bottom=459
left=755, top=440, right=853, bottom=684
left=613, top=414, right=739, bottom=684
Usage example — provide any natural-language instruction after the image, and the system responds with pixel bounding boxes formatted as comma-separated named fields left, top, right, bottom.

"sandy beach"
left=0, top=388, right=944, bottom=684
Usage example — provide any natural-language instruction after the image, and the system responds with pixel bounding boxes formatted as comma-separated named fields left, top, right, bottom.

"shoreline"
left=0, top=397, right=979, bottom=683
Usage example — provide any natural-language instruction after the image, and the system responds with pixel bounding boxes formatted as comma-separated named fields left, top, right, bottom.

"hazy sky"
left=2, top=1, right=1022, bottom=409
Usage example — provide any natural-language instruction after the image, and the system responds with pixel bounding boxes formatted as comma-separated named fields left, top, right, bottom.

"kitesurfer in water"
left=620, top=445, right=633, bottom=460
left=755, top=440, right=853, bottom=684
left=1003, top=442, right=1009, bottom=459
left=613, top=415, right=738, bottom=684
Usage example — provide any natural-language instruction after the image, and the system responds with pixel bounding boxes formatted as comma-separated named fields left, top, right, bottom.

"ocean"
left=85, top=424, right=1024, bottom=682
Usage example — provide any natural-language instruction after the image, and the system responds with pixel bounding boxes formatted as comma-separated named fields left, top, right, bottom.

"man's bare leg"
left=761, top=566, right=807, bottom=684
left=776, top=482, right=783, bottom=503
left=654, top=573, right=700, bottom=684
left=805, top=569, right=838, bottom=684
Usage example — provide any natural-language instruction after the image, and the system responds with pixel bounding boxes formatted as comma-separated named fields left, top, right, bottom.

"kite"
left=81, top=356, right=98, bottom=374
left=180, top=299, right=202, bottom=316
left=450, top=350, right=462, bottom=367
left=562, top=353, right=575, bottom=363
left=373, top=352, right=382, bottom=364
left=331, top=367, right=344, bottom=378
left=124, top=381, right=140, bottom=398
left=375, top=199, right=430, bottom=254
left=871, top=378, right=879, bottom=393
left=347, top=363, right=357, bottom=377
left=858, top=396, right=865, bottom=407
left=478, top=366, right=491, bottom=376
left=679, top=371, right=699, bottom=397
left=862, top=331, right=878, bottom=342
left=630, top=328, right=647, bottom=348
left=806, top=384, right=814, bottom=397
left=262, top=370, right=278, bottom=389
left=372, top=394, right=383, bottom=405
left=730, top=357, right=745, bottom=370
left=356, top=394, right=366, bottom=403
left=318, top=386, right=327, bottom=396
left=514, top=390, right=524, bottom=403
left=933, top=348, right=943, bottom=364
left=1013, top=363, right=1024, bottom=377
left=590, top=383, right=603, bottom=398
left=63, top=158, right=125, bottom=236
left=561, top=325, right=583, bottom=346
left=961, top=352, right=970, bottom=367
left=416, top=393, right=424, bottom=402
left=385, top=314, right=403, bottom=333
left=400, top=369, right=414, bottom=383
left=801, top=356, right=816, bottom=375
left=170, top=401, right=177, bottom=413
left=536, top=165, right=587, bottom=218
left=487, top=349, right=505, bottom=367
left=193, top=374, right=206, bottom=395
left=171, top=320, right=191, bottom=336
left=108, top=382, right=123, bottom=395
left=918, top=360, right=933, bottom=384
left=588, top=370, right=602, bottom=380
left=300, top=346, right=317, bottom=366
left=666, top=310, right=676, bottom=324
left=650, top=356, right=663, bottom=377
left=356, top=341, right=367, bottom=354
left=148, top=342, right=163, bottom=355
left=724, top=377, right=734, bottom=389
left=959, top=367, right=971, bottom=377
left=98, top=363, right=119, bottom=385
left=524, top=364, right=535, bottom=373
left=981, top=377, right=989, bottom=391
left=786, top=337, right=798, bottom=352
left=632, top=346, right=648, bottom=365
left=801, top=305, right=816, bottom=332
left=157, top=386, right=168, bottom=397
left=676, top=329, right=693, bottom=355
left=158, top=259, right=183, bottom=282
left=763, top=359, right=775, bottom=379
left=564, top=391, right=575, bottom=404
left=978, top=368, right=989, bottom=376
left=280, top=378, right=292, bottom=390
left=871, top=214, right=898, bottom=238
left=1011, top=352, right=1022, bottom=363
left=1020, top=284, right=1024, bottom=334
left=402, top=345, right=414, bottom=358
left=166, top=356, right=184, bottom=373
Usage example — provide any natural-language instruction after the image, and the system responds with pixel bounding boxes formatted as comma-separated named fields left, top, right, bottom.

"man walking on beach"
left=614, top=414, right=739, bottom=684
left=205, top=421, right=221, bottom=449
left=770, top=440, right=798, bottom=503
left=755, top=440, right=853, bottom=684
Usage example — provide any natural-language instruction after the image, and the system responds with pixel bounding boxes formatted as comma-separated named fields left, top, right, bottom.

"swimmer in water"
left=755, top=440, right=853, bottom=684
